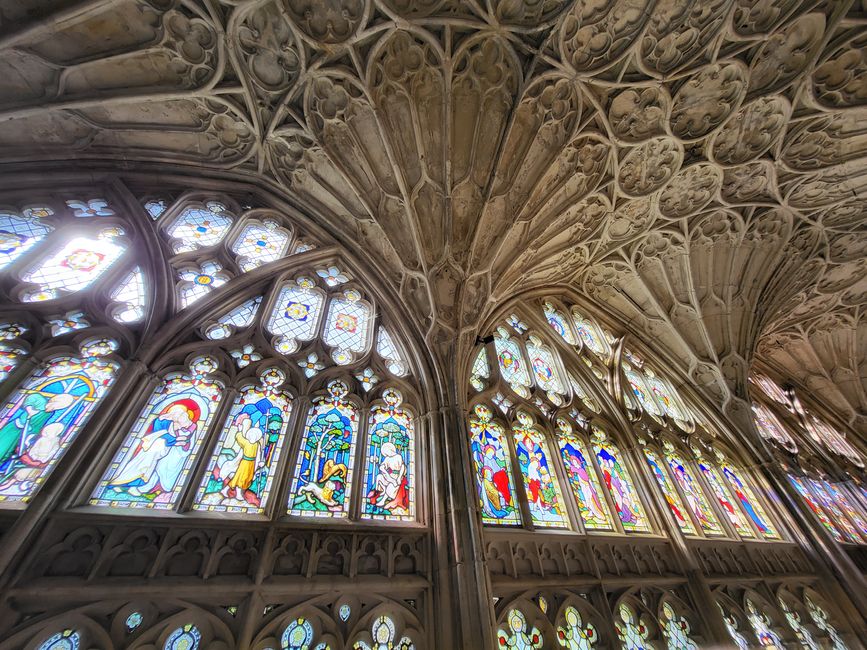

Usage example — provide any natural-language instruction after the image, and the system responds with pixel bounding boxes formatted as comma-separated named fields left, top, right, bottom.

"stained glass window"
left=126, top=611, right=143, bottom=632
left=644, top=449, right=696, bottom=535
left=615, top=603, right=652, bottom=650
left=317, top=265, right=349, bottom=286
left=750, top=374, right=788, bottom=405
left=37, top=629, right=80, bottom=650
left=745, top=599, right=784, bottom=648
left=751, top=403, right=797, bottom=451
left=780, top=601, right=820, bottom=650
left=288, top=380, right=358, bottom=518
left=110, top=267, right=146, bottom=323
left=556, top=418, right=612, bottom=530
left=230, top=344, right=262, bottom=368
left=722, top=463, right=779, bottom=539
left=624, top=365, right=663, bottom=417
left=144, top=199, right=167, bottom=219
left=571, top=310, right=607, bottom=358
left=231, top=220, right=291, bottom=272
left=697, top=460, right=753, bottom=538
left=720, top=605, right=750, bottom=650
left=206, top=296, right=262, bottom=339
left=498, top=609, right=543, bottom=650
left=805, top=595, right=848, bottom=650
left=665, top=450, right=724, bottom=536
left=0, top=207, right=53, bottom=271
left=91, top=356, right=223, bottom=509
left=804, top=414, right=863, bottom=466
left=494, top=329, right=531, bottom=397
left=194, top=368, right=292, bottom=514
left=789, top=474, right=844, bottom=542
left=323, top=290, right=371, bottom=365
left=376, top=328, right=408, bottom=377
left=557, top=605, right=597, bottom=649
left=339, top=604, right=351, bottom=621
left=470, top=346, right=489, bottom=392
left=177, top=260, right=228, bottom=308
left=825, top=481, right=867, bottom=539
left=164, top=624, right=201, bottom=650
left=0, top=345, right=25, bottom=383
left=0, top=339, right=119, bottom=504
left=362, top=389, right=414, bottom=521
left=67, top=198, right=113, bottom=217
left=592, top=429, right=650, bottom=532
left=660, top=602, right=698, bottom=650
left=21, top=231, right=125, bottom=301
left=525, top=336, right=566, bottom=401
left=808, top=479, right=862, bottom=544
left=282, top=617, right=314, bottom=649
left=469, top=404, right=520, bottom=525
left=568, top=374, right=600, bottom=413
left=354, top=615, right=413, bottom=650
left=266, top=278, right=324, bottom=354
left=49, top=311, right=90, bottom=336
left=544, top=302, right=576, bottom=345
left=355, top=367, right=379, bottom=392
left=166, top=203, right=233, bottom=253
left=644, top=372, right=686, bottom=422
left=513, top=412, right=567, bottom=528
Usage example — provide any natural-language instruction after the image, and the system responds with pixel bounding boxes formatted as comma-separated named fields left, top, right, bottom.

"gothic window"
left=110, top=267, right=146, bottom=323
left=720, top=461, right=779, bottom=539
left=166, top=202, right=234, bottom=253
left=805, top=478, right=863, bottom=544
left=749, top=374, right=789, bottom=406
left=469, top=404, right=520, bottom=526
left=788, top=474, right=846, bottom=542
left=557, top=605, right=598, bottom=649
left=659, top=602, right=698, bottom=650
left=281, top=617, right=315, bottom=649
left=177, top=260, right=229, bottom=308
left=663, top=445, right=724, bottom=537
left=695, top=452, right=755, bottom=539
left=322, top=289, right=372, bottom=365
left=164, top=623, right=202, bottom=650
left=497, top=609, right=543, bottom=649
left=803, top=413, right=863, bottom=467
left=375, top=327, right=408, bottom=377
left=719, top=604, right=751, bottom=650
left=512, top=411, right=568, bottom=528
left=570, top=308, right=608, bottom=360
left=556, top=417, right=613, bottom=530
left=804, top=594, right=848, bottom=650
left=231, top=219, right=291, bottom=271
left=592, top=427, right=651, bottom=533
left=745, top=598, right=784, bottom=649
left=0, top=338, right=119, bottom=505
left=623, top=360, right=663, bottom=419
left=353, top=614, right=415, bottom=649
left=615, top=603, right=656, bottom=650
left=37, top=629, right=81, bottom=650
left=470, top=346, right=490, bottom=392
left=267, top=277, right=326, bottom=354
left=824, top=481, right=867, bottom=539
left=644, top=447, right=696, bottom=535
left=525, top=335, right=567, bottom=404
left=543, top=301, right=577, bottom=345
left=0, top=342, right=26, bottom=382
left=0, top=206, right=53, bottom=270
left=494, top=327, right=533, bottom=398
left=751, top=403, right=797, bottom=452
left=779, top=599, right=820, bottom=650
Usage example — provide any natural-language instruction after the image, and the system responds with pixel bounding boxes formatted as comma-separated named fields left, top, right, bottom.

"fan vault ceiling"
left=0, top=0, right=864, bottom=432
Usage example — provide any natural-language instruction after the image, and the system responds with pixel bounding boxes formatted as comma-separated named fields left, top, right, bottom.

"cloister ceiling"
left=0, top=0, right=865, bottom=431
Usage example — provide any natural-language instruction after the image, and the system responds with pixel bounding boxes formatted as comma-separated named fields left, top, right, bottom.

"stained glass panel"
left=722, top=464, right=778, bottom=539
left=37, top=629, right=80, bottom=650
left=231, top=220, right=290, bottom=271
left=809, top=479, right=862, bottom=544
left=568, top=374, right=600, bottom=413
left=788, top=474, right=842, bottom=541
left=825, top=481, right=867, bottom=539
left=751, top=403, right=797, bottom=451
left=624, top=366, right=662, bottom=417
left=615, top=603, right=652, bottom=650
left=376, top=327, right=408, bottom=376
left=556, top=418, right=612, bottom=530
left=144, top=199, right=167, bottom=219
left=164, top=624, right=201, bottom=650
left=805, top=596, right=848, bottom=650
left=557, top=605, right=598, bottom=649
left=469, top=404, right=520, bottom=525
left=592, top=432, right=650, bottom=532
left=91, top=359, right=223, bottom=509
left=804, top=414, right=863, bottom=466
left=470, top=346, right=490, bottom=392
left=645, top=373, right=686, bottom=422
left=660, top=602, right=698, bottom=650
left=543, top=302, right=576, bottom=345
left=361, top=388, right=414, bottom=521
left=666, top=451, right=724, bottom=536
left=494, top=329, right=531, bottom=395
left=288, top=381, right=358, bottom=518
left=645, top=449, right=696, bottom=535
left=745, top=599, right=784, bottom=649
left=266, top=279, right=324, bottom=353
left=111, top=267, right=146, bottom=323
left=21, top=232, right=125, bottom=301
left=194, top=369, right=292, bottom=514
left=354, top=615, right=413, bottom=650
left=720, top=606, right=750, bottom=650
left=166, top=203, right=233, bottom=253
left=698, top=461, right=754, bottom=538
left=177, top=260, right=228, bottom=308
left=323, top=291, right=371, bottom=363
left=0, top=208, right=52, bottom=270
left=498, top=609, right=543, bottom=650
left=282, top=617, right=314, bottom=649
left=571, top=310, right=607, bottom=358
left=206, top=296, right=262, bottom=340
left=0, top=343, right=118, bottom=504
left=750, top=374, right=788, bottom=404
left=780, top=601, right=820, bottom=650
left=49, top=311, right=90, bottom=336
left=525, top=337, right=565, bottom=398
left=513, top=413, right=567, bottom=528
left=0, top=345, right=25, bottom=383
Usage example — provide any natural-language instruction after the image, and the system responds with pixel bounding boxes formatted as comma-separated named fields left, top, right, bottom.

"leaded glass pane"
left=615, top=603, right=654, bottom=650
left=267, top=279, right=324, bottom=353
left=0, top=208, right=52, bottom=270
left=0, top=345, right=25, bottom=383
left=593, top=432, right=650, bottom=532
left=526, top=336, right=565, bottom=398
left=645, top=373, right=686, bottom=422
left=557, top=605, right=598, bottom=649
left=111, top=267, right=146, bottom=323
left=376, top=327, right=408, bottom=376
left=825, top=481, right=867, bottom=539
left=177, top=260, right=228, bottom=308
left=37, top=629, right=80, bottom=650
left=282, top=617, right=314, bottom=649
left=571, top=310, right=607, bottom=358
left=498, top=609, right=543, bottom=650
left=804, top=414, right=863, bottom=466
left=723, top=464, right=779, bottom=539
left=666, top=451, right=724, bottom=536
left=660, top=602, right=698, bottom=650
left=166, top=203, right=233, bottom=253
left=751, top=403, right=797, bottom=451
left=556, top=419, right=612, bottom=530
left=164, top=624, right=201, bottom=650
left=805, top=596, right=848, bottom=650
left=644, top=449, right=696, bottom=535
left=746, top=599, right=784, bottom=649
left=789, top=474, right=843, bottom=542
left=544, top=302, right=576, bottom=345
left=513, top=412, right=567, bottom=528
left=323, top=291, right=371, bottom=363
left=809, top=479, right=863, bottom=543
left=624, top=365, right=663, bottom=417
left=780, top=601, right=820, bottom=650
left=469, top=404, right=520, bottom=525
left=231, top=219, right=290, bottom=271
left=494, top=329, right=531, bottom=395
left=698, top=461, right=754, bottom=538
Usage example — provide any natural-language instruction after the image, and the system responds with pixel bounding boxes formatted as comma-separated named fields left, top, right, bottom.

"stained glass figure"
left=751, top=403, right=797, bottom=452
left=0, top=339, right=119, bottom=503
left=353, top=614, right=413, bottom=650
left=177, top=260, right=228, bottom=308
left=644, top=449, right=696, bottom=535
left=21, top=230, right=125, bottom=301
left=498, top=609, right=543, bottom=650
left=164, top=624, right=201, bottom=650
left=49, top=311, right=90, bottom=336
left=665, top=449, right=724, bottom=536
left=780, top=601, right=820, bottom=650
left=362, top=389, right=414, bottom=521
left=615, top=603, right=653, bottom=650
left=166, top=202, right=233, bottom=253
left=526, top=335, right=566, bottom=402
left=494, top=328, right=531, bottom=397
left=110, top=267, right=147, bottom=323
left=288, top=381, right=358, bottom=518
left=231, top=219, right=290, bottom=271
left=571, top=310, right=607, bottom=358
left=323, top=290, right=371, bottom=365
left=317, top=265, right=349, bottom=287
left=513, top=412, right=567, bottom=528
left=660, top=602, right=698, bottom=650
left=557, top=605, right=597, bottom=649
left=804, top=414, right=863, bottom=467
left=592, top=429, right=650, bottom=532
left=355, top=368, right=379, bottom=392
left=0, top=345, right=25, bottom=383
left=194, top=368, right=291, bottom=514
left=697, top=458, right=753, bottom=538
left=788, top=475, right=843, bottom=542
left=745, top=599, right=784, bottom=648
left=721, top=462, right=779, bottom=539
left=750, top=374, right=788, bottom=405
left=267, top=278, right=324, bottom=354
left=0, top=207, right=52, bottom=270
left=144, top=199, right=167, bottom=219
left=376, top=327, right=408, bottom=377
left=470, top=347, right=489, bottom=392
left=825, top=481, right=867, bottom=538
left=556, top=418, right=612, bottom=530
left=543, top=302, right=577, bottom=345
left=282, top=617, right=314, bottom=649
left=624, top=365, right=663, bottom=417
left=805, top=596, right=848, bottom=650
left=126, top=611, right=143, bottom=632
left=230, top=344, right=262, bottom=368
left=468, top=404, right=520, bottom=525
left=37, top=629, right=80, bottom=650
left=568, top=374, right=600, bottom=413
left=809, top=479, right=862, bottom=544
left=644, top=372, right=686, bottom=423
left=91, top=356, right=223, bottom=509
left=719, top=605, right=750, bottom=650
